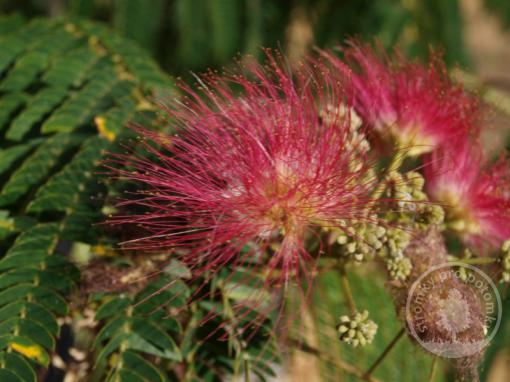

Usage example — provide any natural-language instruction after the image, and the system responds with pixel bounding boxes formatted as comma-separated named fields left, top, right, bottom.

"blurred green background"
left=0, top=0, right=508, bottom=82
left=0, top=0, right=483, bottom=74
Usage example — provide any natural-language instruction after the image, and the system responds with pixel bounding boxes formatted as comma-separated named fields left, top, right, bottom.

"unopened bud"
left=337, top=310, right=377, bottom=347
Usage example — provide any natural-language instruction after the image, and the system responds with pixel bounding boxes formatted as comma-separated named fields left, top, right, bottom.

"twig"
left=447, top=256, right=497, bottom=265
left=363, top=327, right=406, bottom=379
left=244, top=358, right=251, bottom=382
left=428, top=356, right=438, bottom=382
left=288, top=338, right=381, bottom=382
left=339, top=266, right=357, bottom=314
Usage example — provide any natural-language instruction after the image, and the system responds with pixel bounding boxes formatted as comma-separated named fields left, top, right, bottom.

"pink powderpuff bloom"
left=321, top=42, right=480, bottom=156
left=109, top=55, right=380, bottom=297
left=423, top=138, right=510, bottom=249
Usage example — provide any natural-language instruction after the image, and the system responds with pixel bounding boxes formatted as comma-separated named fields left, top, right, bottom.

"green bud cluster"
left=375, top=226, right=412, bottom=281
left=501, top=239, right=510, bottom=283
left=385, top=171, right=444, bottom=228
left=337, top=310, right=378, bottom=347
left=376, top=226, right=411, bottom=258
left=386, top=253, right=412, bottom=281
left=331, top=221, right=413, bottom=280
left=374, top=170, right=448, bottom=281
left=334, top=220, right=386, bottom=263
left=329, top=171, right=446, bottom=280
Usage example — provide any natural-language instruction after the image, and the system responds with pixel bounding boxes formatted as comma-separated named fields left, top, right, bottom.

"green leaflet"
left=0, top=93, right=27, bottom=133
left=0, top=17, right=174, bottom=380
left=6, top=87, right=68, bottom=141
left=0, top=336, right=50, bottom=367
left=0, top=52, right=50, bottom=92
left=43, top=46, right=101, bottom=88
left=0, top=352, right=36, bottom=382
left=41, top=66, right=120, bottom=133
left=27, top=136, right=109, bottom=213
left=0, top=139, right=41, bottom=177
left=0, top=134, right=82, bottom=206
left=0, top=20, right=53, bottom=76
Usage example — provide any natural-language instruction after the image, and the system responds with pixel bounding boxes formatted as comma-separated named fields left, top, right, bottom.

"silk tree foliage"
left=0, top=17, right=279, bottom=382
left=1, top=0, right=472, bottom=73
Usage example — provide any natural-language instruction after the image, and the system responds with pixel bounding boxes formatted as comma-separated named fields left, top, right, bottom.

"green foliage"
left=0, top=0, right=471, bottom=77
left=412, top=0, right=468, bottom=66
left=313, top=267, right=446, bottom=382
left=93, top=277, right=183, bottom=381
left=484, top=0, right=510, bottom=28
left=0, top=16, right=277, bottom=382
left=113, top=0, right=166, bottom=53
left=0, top=223, right=76, bottom=370
left=0, top=16, right=174, bottom=381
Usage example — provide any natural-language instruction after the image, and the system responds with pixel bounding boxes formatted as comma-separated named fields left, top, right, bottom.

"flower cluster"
left=111, top=42, right=510, bottom=377
left=337, top=310, right=378, bottom=347
left=323, top=42, right=510, bottom=253
left=424, top=139, right=510, bottom=249
left=321, top=42, right=479, bottom=156
left=111, top=55, right=380, bottom=293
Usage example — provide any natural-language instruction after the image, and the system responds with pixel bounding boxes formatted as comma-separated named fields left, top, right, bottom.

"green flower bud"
left=384, top=170, right=444, bottom=228
left=335, top=221, right=386, bottom=263
left=387, top=254, right=413, bottom=281
left=376, top=227, right=411, bottom=259
left=337, top=310, right=378, bottom=347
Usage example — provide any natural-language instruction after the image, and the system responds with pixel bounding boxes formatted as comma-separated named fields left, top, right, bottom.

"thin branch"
left=428, top=356, right=438, bottom=382
left=244, top=358, right=251, bottom=382
left=447, top=255, right=497, bottom=265
left=363, top=327, right=406, bottom=379
left=339, top=266, right=357, bottom=314
left=288, top=338, right=381, bottom=382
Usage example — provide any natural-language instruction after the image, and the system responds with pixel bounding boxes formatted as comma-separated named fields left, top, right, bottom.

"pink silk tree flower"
left=322, top=43, right=480, bottom=157
left=423, top=139, right=510, bottom=249
left=108, top=55, right=380, bottom=294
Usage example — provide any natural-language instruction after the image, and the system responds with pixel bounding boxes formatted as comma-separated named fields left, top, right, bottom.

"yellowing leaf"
left=95, top=116, right=116, bottom=142
left=9, top=338, right=49, bottom=366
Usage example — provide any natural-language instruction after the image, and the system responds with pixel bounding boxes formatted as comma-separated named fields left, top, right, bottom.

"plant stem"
left=447, top=256, right=497, bottom=265
left=428, top=356, right=438, bottom=382
left=363, top=327, right=405, bottom=379
left=244, top=359, right=251, bottom=382
left=289, top=338, right=381, bottom=382
left=339, top=266, right=357, bottom=314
